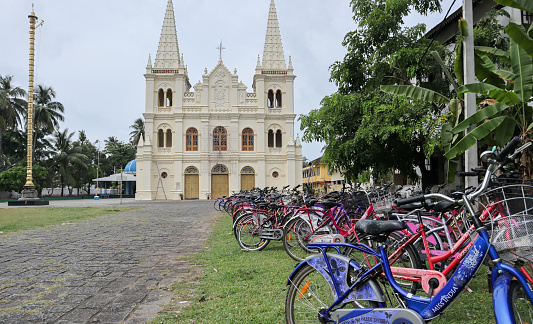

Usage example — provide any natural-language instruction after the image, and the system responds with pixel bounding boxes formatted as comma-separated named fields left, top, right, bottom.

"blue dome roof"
left=124, top=160, right=136, bottom=174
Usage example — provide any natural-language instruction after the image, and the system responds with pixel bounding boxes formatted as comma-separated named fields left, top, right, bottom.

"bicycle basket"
left=480, top=184, right=533, bottom=217
left=491, top=214, right=533, bottom=265
left=371, top=193, right=394, bottom=213
left=342, top=191, right=370, bottom=212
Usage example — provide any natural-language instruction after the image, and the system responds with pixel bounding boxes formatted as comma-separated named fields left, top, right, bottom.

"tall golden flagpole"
left=12, top=5, right=48, bottom=205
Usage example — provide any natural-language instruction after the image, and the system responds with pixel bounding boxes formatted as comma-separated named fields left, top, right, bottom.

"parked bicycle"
left=285, top=137, right=533, bottom=323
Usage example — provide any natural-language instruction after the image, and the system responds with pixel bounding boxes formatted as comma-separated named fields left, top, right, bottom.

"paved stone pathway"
left=0, top=200, right=219, bottom=323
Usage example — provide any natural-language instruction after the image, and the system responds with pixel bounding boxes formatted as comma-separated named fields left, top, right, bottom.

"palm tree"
left=51, top=128, right=87, bottom=196
left=129, top=117, right=145, bottom=146
left=33, top=85, right=64, bottom=153
left=0, top=75, right=26, bottom=166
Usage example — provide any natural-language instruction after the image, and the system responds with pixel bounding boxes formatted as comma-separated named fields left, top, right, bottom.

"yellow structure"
left=302, top=157, right=344, bottom=195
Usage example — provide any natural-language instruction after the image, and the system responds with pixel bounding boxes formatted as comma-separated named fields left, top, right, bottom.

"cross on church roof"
left=216, top=40, right=226, bottom=60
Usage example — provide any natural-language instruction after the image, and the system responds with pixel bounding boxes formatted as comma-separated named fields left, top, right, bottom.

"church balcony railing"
left=158, top=107, right=172, bottom=113
left=183, top=107, right=202, bottom=113
left=238, top=107, right=258, bottom=113
left=157, top=147, right=172, bottom=154
left=268, top=148, right=283, bottom=154
left=262, top=71, right=287, bottom=75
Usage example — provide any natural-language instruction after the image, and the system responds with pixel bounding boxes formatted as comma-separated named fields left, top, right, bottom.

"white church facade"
left=135, top=0, right=303, bottom=200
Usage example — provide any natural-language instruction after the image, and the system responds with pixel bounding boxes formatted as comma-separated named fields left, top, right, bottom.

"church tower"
left=136, top=0, right=303, bottom=200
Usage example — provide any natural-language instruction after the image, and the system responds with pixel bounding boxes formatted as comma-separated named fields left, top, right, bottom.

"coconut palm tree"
left=0, top=75, right=26, bottom=167
left=51, top=128, right=87, bottom=196
left=129, top=117, right=145, bottom=146
left=33, top=85, right=64, bottom=153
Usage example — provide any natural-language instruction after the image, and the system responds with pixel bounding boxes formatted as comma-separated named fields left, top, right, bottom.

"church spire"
left=262, top=0, right=286, bottom=70
left=154, top=0, right=180, bottom=69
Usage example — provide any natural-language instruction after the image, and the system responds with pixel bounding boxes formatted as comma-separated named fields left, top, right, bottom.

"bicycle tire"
left=285, top=263, right=380, bottom=324
left=214, top=199, right=222, bottom=211
left=235, top=214, right=270, bottom=251
left=510, top=280, right=533, bottom=323
left=282, top=217, right=333, bottom=262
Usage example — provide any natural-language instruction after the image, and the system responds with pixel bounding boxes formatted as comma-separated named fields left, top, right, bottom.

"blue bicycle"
left=285, top=137, right=533, bottom=323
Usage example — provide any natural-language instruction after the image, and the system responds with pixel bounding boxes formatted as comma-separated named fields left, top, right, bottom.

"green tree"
left=300, top=0, right=449, bottom=188
left=0, top=165, right=47, bottom=195
left=33, top=85, right=64, bottom=141
left=1, top=129, right=26, bottom=168
left=0, top=75, right=26, bottom=168
left=50, top=129, right=87, bottom=196
left=129, top=117, right=145, bottom=146
left=101, top=138, right=136, bottom=176
left=72, top=130, right=97, bottom=196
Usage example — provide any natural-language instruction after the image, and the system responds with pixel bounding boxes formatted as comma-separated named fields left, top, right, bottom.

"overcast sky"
left=1, top=0, right=460, bottom=161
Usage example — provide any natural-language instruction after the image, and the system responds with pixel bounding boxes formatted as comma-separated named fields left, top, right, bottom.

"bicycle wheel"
left=386, top=232, right=422, bottom=294
left=510, top=280, right=533, bottom=323
left=214, top=199, right=222, bottom=211
left=283, top=218, right=333, bottom=262
left=285, top=263, right=379, bottom=324
left=235, top=214, right=270, bottom=251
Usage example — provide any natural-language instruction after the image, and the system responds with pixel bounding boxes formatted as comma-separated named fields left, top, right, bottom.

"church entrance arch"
left=211, top=164, right=229, bottom=199
left=184, top=166, right=199, bottom=199
left=241, top=166, right=255, bottom=191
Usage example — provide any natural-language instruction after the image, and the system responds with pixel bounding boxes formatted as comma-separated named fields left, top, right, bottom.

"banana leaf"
left=450, top=98, right=463, bottom=127
left=379, top=85, right=450, bottom=103
left=492, top=0, right=533, bottom=13
left=493, top=117, right=516, bottom=147
left=444, top=116, right=507, bottom=160
left=432, top=51, right=459, bottom=93
left=474, top=53, right=506, bottom=88
left=506, top=23, right=533, bottom=57
left=459, top=83, right=520, bottom=106
left=441, top=122, right=453, bottom=150
left=509, top=38, right=533, bottom=102
left=455, top=40, right=464, bottom=86
left=451, top=102, right=509, bottom=134
left=474, top=46, right=511, bottom=63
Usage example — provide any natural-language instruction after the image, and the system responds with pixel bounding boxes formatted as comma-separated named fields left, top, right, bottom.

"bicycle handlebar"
left=398, top=137, right=526, bottom=209
left=495, top=136, right=521, bottom=162
left=396, top=195, right=426, bottom=206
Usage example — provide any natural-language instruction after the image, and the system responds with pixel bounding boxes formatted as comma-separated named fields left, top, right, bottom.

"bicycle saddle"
left=355, top=219, right=407, bottom=240
left=321, top=199, right=340, bottom=209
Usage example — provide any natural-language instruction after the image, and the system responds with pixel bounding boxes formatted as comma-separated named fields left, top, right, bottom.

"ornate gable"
left=207, top=62, right=233, bottom=111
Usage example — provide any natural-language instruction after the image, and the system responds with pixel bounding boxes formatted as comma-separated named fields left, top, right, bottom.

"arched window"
left=158, top=89, right=164, bottom=107
left=185, top=166, right=199, bottom=174
left=186, top=128, right=198, bottom=151
left=275, top=90, right=282, bottom=108
left=166, top=89, right=173, bottom=107
left=275, top=130, right=282, bottom=148
left=268, top=129, right=274, bottom=148
left=212, top=164, right=228, bottom=173
left=166, top=129, right=172, bottom=147
left=242, top=128, right=254, bottom=151
left=213, top=126, right=227, bottom=151
left=158, top=129, right=164, bottom=147
left=267, top=89, right=274, bottom=108
left=241, top=166, right=255, bottom=174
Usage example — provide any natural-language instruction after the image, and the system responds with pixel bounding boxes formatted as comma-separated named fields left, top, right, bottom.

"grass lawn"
left=154, top=214, right=498, bottom=324
left=0, top=207, right=139, bottom=233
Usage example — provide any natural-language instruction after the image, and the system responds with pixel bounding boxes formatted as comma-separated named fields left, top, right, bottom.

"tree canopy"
left=300, top=0, right=449, bottom=188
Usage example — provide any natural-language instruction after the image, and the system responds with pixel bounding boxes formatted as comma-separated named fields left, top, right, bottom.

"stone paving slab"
left=0, top=200, right=220, bottom=323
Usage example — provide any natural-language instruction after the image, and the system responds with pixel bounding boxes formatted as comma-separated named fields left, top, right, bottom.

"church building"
left=135, top=0, right=303, bottom=200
